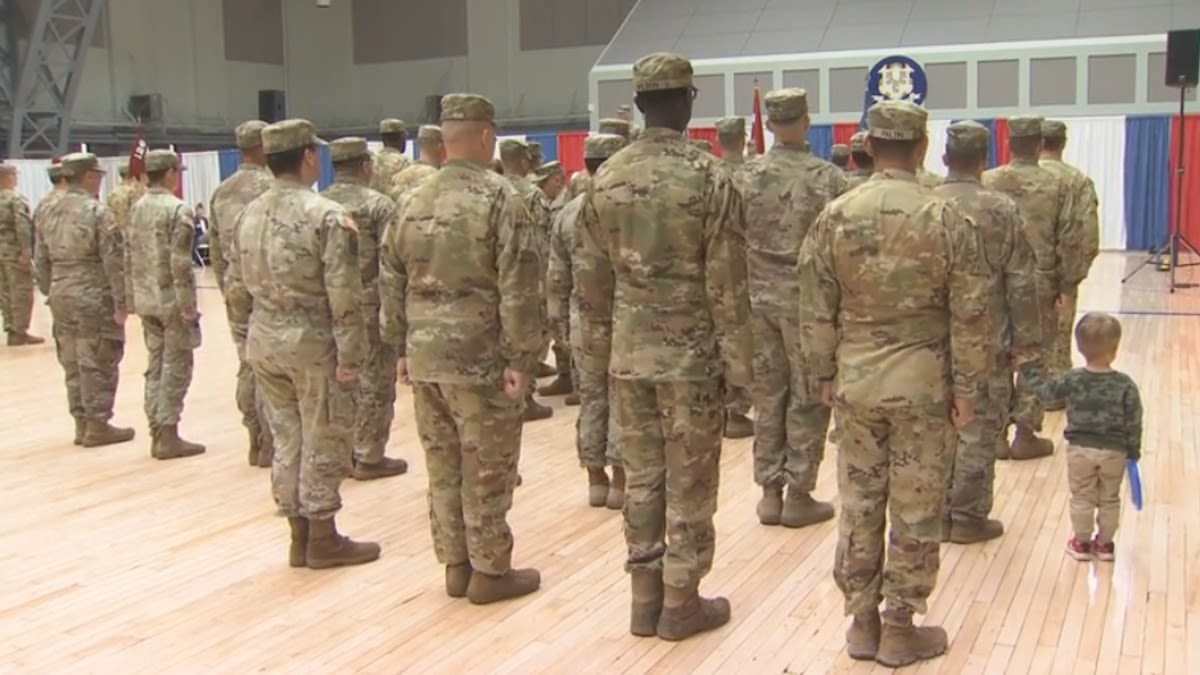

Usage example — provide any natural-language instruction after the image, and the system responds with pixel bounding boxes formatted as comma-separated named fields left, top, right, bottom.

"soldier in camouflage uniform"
left=34, top=164, right=69, bottom=228
left=379, top=94, right=543, bottom=605
left=534, top=159, right=576, bottom=400
left=846, top=131, right=874, bottom=189
left=577, top=52, right=753, bottom=642
left=935, top=121, right=1043, bottom=544
left=226, top=119, right=379, bottom=570
left=534, top=161, right=567, bottom=217
left=830, top=143, right=851, bottom=170
left=798, top=101, right=991, bottom=667
left=210, top=121, right=275, bottom=467
left=547, top=133, right=626, bottom=508
left=1039, top=119, right=1100, bottom=408
left=35, top=153, right=136, bottom=447
left=106, top=162, right=147, bottom=330
left=616, top=103, right=642, bottom=140
left=984, top=115, right=1080, bottom=460
left=0, top=165, right=41, bottom=346
left=599, top=118, right=633, bottom=143
left=321, top=137, right=409, bottom=481
left=388, top=125, right=444, bottom=206
left=743, top=89, right=846, bottom=529
left=499, top=138, right=555, bottom=420
left=127, top=150, right=206, bottom=460
left=371, top=119, right=412, bottom=195
left=690, top=139, right=713, bottom=154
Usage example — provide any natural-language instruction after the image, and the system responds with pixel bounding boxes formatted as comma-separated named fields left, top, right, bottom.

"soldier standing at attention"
left=127, top=150, right=205, bottom=460
left=576, top=52, right=753, bottom=641
left=1039, top=119, right=1100, bottom=409
left=935, top=121, right=1042, bottom=544
left=35, top=153, right=136, bottom=447
left=209, top=120, right=275, bottom=467
left=379, top=93, right=543, bottom=604
left=34, top=164, right=69, bottom=227
left=984, top=115, right=1079, bottom=460
left=846, top=131, right=874, bottom=189
left=744, top=88, right=845, bottom=529
left=534, top=161, right=567, bottom=216
left=547, top=133, right=627, bottom=508
left=106, top=162, right=146, bottom=319
left=830, top=143, right=851, bottom=171
left=599, top=118, right=633, bottom=143
left=716, top=117, right=746, bottom=163
left=226, top=119, right=378, bottom=570
left=714, top=116, right=755, bottom=439
left=371, top=119, right=412, bottom=195
left=388, top=125, right=444, bottom=205
left=321, top=137, right=409, bottom=481
left=616, top=103, right=642, bottom=140
left=798, top=101, right=990, bottom=667
left=0, top=165, right=42, bottom=346
left=527, top=141, right=545, bottom=174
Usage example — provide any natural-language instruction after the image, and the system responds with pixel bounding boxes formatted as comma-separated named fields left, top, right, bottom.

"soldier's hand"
left=818, top=380, right=836, bottom=408
left=951, top=396, right=975, bottom=429
left=1055, top=294, right=1072, bottom=319
left=503, top=368, right=528, bottom=400
left=335, top=366, right=359, bottom=385
left=397, top=357, right=411, bottom=385
left=181, top=308, right=200, bottom=322
left=1009, top=348, right=1040, bottom=367
left=113, top=310, right=127, bottom=326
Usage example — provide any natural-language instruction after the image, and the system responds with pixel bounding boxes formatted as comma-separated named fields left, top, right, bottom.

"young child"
left=1023, top=312, right=1143, bottom=562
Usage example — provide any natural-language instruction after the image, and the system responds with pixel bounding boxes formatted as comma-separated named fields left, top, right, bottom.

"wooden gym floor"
left=1, top=251, right=1197, bottom=674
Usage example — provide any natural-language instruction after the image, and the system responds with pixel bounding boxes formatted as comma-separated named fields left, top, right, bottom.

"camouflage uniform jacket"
left=106, top=181, right=143, bottom=305
left=378, top=158, right=543, bottom=384
left=505, top=174, right=552, bottom=265
left=546, top=192, right=585, bottom=347
left=575, top=127, right=753, bottom=386
left=917, top=168, right=944, bottom=189
left=33, top=189, right=67, bottom=232
left=225, top=177, right=366, bottom=371
left=209, top=163, right=272, bottom=293
left=388, top=163, right=438, bottom=207
left=797, top=169, right=991, bottom=408
left=1039, top=157, right=1100, bottom=289
left=371, top=147, right=412, bottom=195
left=0, top=188, right=33, bottom=261
left=321, top=176, right=395, bottom=313
left=845, top=169, right=873, bottom=191
left=127, top=187, right=197, bottom=319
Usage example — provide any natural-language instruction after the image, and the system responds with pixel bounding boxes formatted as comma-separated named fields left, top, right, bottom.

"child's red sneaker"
left=1092, top=538, right=1115, bottom=562
left=1066, top=536, right=1093, bottom=561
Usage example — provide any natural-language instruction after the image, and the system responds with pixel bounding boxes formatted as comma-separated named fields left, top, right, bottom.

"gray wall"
left=69, top=0, right=635, bottom=132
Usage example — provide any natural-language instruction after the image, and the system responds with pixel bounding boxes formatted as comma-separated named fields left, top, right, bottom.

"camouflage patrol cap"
left=690, top=139, right=713, bottom=153
left=417, top=125, right=442, bottom=144
left=598, top=118, right=632, bottom=139
left=498, top=138, right=529, bottom=163
left=830, top=144, right=850, bottom=162
left=262, top=119, right=326, bottom=154
left=1042, top=119, right=1068, bottom=139
left=46, top=164, right=64, bottom=180
left=1008, top=115, right=1044, bottom=138
left=585, top=133, right=626, bottom=159
left=850, top=131, right=868, bottom=152
left=59, top=152, right=104, bottom=177
left=946, top=120, right=990, bottom=152
left=867, top=101, right=927, bottom=141
left=716, top=116, right=746, bottom=142
left=633, top=52, right=693, bottom=92
left=145, top=149, right=185, bottom=173
left=235, top=120, right=267, bottom=150
left=764, top=88, right=809, bottom=122
left=328, top=137, right=370, bottom=163
left=534, top=161, right=564, bottom=182
left=440, top=93, right=495, bottom=122
left=379, top=119, right=407, bottom=135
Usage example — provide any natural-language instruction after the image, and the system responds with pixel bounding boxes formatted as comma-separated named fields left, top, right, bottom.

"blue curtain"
left=217, top=149, right=242, bottom=180
left=525, top=132, right=559, bottom=162
left=317, top=144, right=335, bottom=190
left=1124, top=115, right=1172, bottom=251
left=976, top=119, right=1001, bottom=169
left=808, top=125, right=834, bottom=160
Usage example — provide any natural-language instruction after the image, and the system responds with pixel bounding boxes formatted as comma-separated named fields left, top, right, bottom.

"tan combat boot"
left=287, top=517, right=308, bottom=568
left=723, top=412, right=754, bottom=439
left=255, top=428, right=274, bottom=468
left=537, top=373, right=573, bottom=397
left=630, top=569, right=664, bottom=637
left=1010, top=426, right=1054, bottom=460
left=586, top=467, right=609, bottom=507
left=6, top=331, right=44, bottom=346
left=535, top=362, right=556, bottom=378
left=995, top=432, right=1011, bottom=460
left=875, top=620, right=948, bottom=668
left=780, top=490, right=835, bottom=528
left=81, top=419, right=135, bottom=448
left=564, top=392, right=581, bottom=406
left=154, top=424, right=205, bottom=460
left=353, top=456, right=408, bottom=480
left=305, top=517, right=381, bottom=569
left=606, top=465, right=626, bottom=510
left=466, top=567, right=541, bottom=605
left=73, top=418, right=85, bottom=446
left=523, top=395, right=552, bottom=422
left=941, top=513, right=953, bottom=543
left=948, top=516, right=1005, bottom=544
left=445, top=563, right=473, bottom=598
left=846, top=610, right=882, bottom=660
left=247, top=427, right=261, bottom=466
left=757, top=485, right=784, bottom=526
left=656, top=582, right=731, bottom=641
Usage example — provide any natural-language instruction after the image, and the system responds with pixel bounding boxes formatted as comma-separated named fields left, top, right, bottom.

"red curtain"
left=1170, top=115, right=1200, bottom=243
left=687, top=127, right=722, bottom=157
left=832, top=122, right=858, bottom=146
left=557, top=131, right=588, bottom=175
left=992, top=118, right=1011, bottom=167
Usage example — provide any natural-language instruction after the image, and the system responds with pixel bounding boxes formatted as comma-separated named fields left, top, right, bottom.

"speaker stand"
left=1122, top=81, right=1200, bottom=292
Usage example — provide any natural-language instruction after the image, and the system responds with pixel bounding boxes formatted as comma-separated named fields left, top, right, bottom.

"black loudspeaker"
left=424, top=94, right=443, bottom=123
left=126, top=93, right=163, bottom=122
left=1166, top=29, right=1200, bottom=88
left=258, top=90, right=287, bottom=123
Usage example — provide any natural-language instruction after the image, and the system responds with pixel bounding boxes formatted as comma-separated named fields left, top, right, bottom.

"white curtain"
left=1060, top=116, right=1126, bottom=250
left=924, top=119, right=953, bottom=176
left=179, top=151, right=223, bottom=212
left=494, top=134, right=527, bottom=159
left=7, top=158, right=54, bottom=210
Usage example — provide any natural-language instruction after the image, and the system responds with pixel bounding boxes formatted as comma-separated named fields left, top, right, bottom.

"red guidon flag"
left=127, top=129, right=148, bottom=177
left=750, top=82, right=766, bottom=155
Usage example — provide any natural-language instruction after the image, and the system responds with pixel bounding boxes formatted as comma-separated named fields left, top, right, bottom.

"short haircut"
left=851, top=151, right=874, bottom=168
left=332, top=156, right=369, bottom=173
left=869, top=136, right=922, bottom=161
left=584, top=158, right=605, bottom=174
left=266, top=146, right=311, bottom=176
left=1074, top=312, right=1122, bottom=361
left=146, top=169, right=170, bottom=184
left=1009, top=135, right=1041, bottom=155
left=381, top=132, right=406, bottom=147
left=1042, top=136, right=1066, bottom=152
left=634, top=88, right=689, bottom=109
left=946, top=144, right=987, bottom=168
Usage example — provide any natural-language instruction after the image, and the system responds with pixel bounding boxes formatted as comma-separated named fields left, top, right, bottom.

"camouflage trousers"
left=726, top=387, right=751, bottom=416
left=231, top=321, right=274, bottom=452
left=948, top=365, right=1012, bottom=521
left=1048, top=291, right=1078, bottom=378
left=552, top=341, right=571, bottom=377
left=750, top=311, right=830, bottom=491
left=411, top=381, right=523, bottom=576
left=141, top=315, right=199, bottom=428
left=0, top=258, right=33, bottom=334
left=355, top=317, right=397, bottom=464
left=574, top=364, right=620, bottom=467
left=52, top=319, right=124, bottom=422
left=833, top=402, right=955, bottom=624
left=252, top=357, right=354, bottom=520
left=1011, top=290, right=1057, bottom=431
left=614, top=377, right=723, bottom=590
